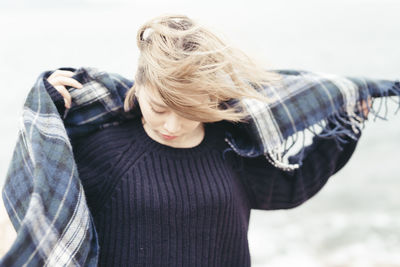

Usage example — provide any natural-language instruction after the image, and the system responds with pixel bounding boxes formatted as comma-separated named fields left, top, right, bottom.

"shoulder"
left=72, top=118, right=146, bottom=166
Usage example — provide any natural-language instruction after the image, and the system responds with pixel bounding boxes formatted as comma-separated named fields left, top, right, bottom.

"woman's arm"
left=234, top=126, right=360, bottom=210
left=43, top=67, right=137, bottom=140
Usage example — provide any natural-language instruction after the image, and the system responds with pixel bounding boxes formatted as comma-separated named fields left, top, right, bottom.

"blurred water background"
left=0, top=0, right=399, bottom=266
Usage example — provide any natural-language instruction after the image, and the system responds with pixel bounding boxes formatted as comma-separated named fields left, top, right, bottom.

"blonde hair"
left=124, top=14, right=282, bottom=123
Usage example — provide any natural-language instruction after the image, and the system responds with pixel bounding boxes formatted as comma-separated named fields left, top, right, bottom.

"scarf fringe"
left=266, top=79, right=400, bottom=172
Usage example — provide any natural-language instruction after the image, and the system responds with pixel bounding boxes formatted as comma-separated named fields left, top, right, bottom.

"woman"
left=44, top=14, right=363, bottom=267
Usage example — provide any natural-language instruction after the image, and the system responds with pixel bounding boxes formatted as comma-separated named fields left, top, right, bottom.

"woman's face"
left=136, top=86, right=205, bottom=146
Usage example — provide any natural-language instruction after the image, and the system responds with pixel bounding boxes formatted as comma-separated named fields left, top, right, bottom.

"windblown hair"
left=124, top=14, right=282, bottom=123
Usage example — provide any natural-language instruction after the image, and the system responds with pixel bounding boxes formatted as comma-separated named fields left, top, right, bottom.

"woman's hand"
left=46, top=70, right=83, bottom=109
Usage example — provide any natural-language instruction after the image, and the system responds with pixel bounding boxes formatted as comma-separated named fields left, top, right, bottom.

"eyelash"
left=151, top=107, right=165, bottom=114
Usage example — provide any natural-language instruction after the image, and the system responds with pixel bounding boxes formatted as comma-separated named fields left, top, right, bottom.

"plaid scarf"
left=230, top=69, right=400, bottom=170
left=1, top=67, right=398, bottom=266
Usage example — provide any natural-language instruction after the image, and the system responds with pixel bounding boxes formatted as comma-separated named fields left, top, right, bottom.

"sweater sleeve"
left=235, top=126, right=360, bottom=210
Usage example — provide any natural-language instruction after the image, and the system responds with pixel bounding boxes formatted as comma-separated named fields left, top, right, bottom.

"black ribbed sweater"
left=72, top=118, right=255, bottom=267
left=45, top=80, right=360, bottom=266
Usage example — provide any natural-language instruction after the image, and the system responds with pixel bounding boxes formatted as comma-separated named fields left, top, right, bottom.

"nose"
left=163, top=113, right=182, bottom=134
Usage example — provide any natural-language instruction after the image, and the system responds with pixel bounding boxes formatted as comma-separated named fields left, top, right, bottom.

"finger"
left=361, top=100, right=369, bottom=117
left=47, top=70, right=75, bottom=81
left=54, top=85, right=72, bottom=108
left=47, top=70, right=83, bottom=88
left=52, top=70, right=75, bottom=77
left=63, top=98, right=71, bottom=109
left=52, top=76, right=83, bottom=89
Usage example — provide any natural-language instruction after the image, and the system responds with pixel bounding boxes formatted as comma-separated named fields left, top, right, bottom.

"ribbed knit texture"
left=72, top=118, right=253, bottom=267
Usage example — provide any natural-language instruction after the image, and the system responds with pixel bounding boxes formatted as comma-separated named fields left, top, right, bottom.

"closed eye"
left=151, top=107, right=166, bottom=114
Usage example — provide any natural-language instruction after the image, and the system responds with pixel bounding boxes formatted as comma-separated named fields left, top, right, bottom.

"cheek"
left=142, top=110, right=162, bottom=127
left=186, top=121, right=202, bottom=131
left=139, top=104, right=160, bottom=126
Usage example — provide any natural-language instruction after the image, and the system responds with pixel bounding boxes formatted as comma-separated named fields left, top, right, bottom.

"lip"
left=160, top=133, right=178, bottom=140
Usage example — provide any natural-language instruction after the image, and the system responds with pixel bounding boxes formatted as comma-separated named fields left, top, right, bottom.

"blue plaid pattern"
left=1, top=70, right=99, bottom=266
left=227, top=69, right=399, bottom=169
left=1, top=66, right=399, bottom=266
